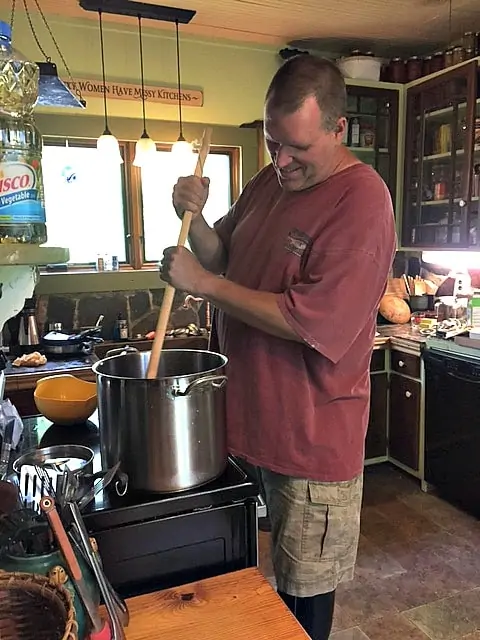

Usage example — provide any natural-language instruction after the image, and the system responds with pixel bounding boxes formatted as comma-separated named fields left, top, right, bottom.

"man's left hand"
left=160, top=246, right=212, bottom=295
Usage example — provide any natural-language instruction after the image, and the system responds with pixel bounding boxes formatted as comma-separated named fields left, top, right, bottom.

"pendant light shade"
left=171, top=20, right=192, bottom=157
left=97, top=131, right=123, bottom=163
left=96, top=11, right=122, bottom=164
left=133, top=16, right=157, bottom=168
left=171, top=137, right=193, bottom=158
left=133, top=132, right=157, bottom=167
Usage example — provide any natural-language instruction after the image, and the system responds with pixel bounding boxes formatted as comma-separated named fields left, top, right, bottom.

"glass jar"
left=423, top=55, right=432, bottom=76
left=390, top=57, right=406, bottom=83
left=452, top=46, right=466, bottom=65
left=431, top=51, right=445, bottom=73
left=407, top=56, right=423, bottom=81
left=463, top=31, right=476, bottom=51
left=444, top=48, right=454, bottom=67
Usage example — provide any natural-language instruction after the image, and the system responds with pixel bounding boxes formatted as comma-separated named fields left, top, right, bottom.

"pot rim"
left=92, top=348, right=228, bottom=382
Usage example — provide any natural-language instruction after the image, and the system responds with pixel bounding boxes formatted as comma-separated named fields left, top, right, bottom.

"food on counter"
left=12, top=352, right=47, bottom=367
left=378, top=295, right=411, bottom=324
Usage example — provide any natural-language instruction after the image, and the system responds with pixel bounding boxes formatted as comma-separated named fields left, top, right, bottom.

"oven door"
left=424, top=349, right=480, bottom=516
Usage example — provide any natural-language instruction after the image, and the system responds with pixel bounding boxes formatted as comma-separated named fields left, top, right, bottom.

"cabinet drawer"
left=391, top=350, right=420, bottom=378
left=370, top=349, right=386, bottom=372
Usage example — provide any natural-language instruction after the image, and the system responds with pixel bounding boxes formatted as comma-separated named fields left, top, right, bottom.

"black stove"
left=19, top=415, right=259, bottom=598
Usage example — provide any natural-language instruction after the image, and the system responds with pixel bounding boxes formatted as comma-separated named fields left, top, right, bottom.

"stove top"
left=18, top=415, right=259, bottom=530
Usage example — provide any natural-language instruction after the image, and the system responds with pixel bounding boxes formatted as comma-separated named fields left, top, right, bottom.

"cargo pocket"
left=302, top=476, right=362, bottom=564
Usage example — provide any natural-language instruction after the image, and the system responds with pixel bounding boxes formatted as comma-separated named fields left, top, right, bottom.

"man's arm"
left=188, top=215, right=227, bottom=275
left=200, top=275, right=303, bottom=342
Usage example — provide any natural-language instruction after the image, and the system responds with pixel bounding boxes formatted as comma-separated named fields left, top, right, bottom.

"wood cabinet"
left=346, top=85, right=399, bottom=207
left=365, top=348, right=389, bottom=460
left=389, top=374, right=421, bottom=470
left=366, top=371, right=389, bottom=459
left=402, top=59, right=480, bottom=248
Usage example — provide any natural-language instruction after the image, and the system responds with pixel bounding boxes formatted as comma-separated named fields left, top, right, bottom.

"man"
left=160, top=54, right=396, bottom=640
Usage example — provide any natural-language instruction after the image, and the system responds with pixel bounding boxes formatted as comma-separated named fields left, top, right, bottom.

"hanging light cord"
left=138, top=16, right=147, bottom=136
left=175, top=19, right=184, bottom=141
left=98, top=10, right=109, bottom=133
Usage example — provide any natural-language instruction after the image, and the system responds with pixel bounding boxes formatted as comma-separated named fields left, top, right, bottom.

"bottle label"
left=0, top=160, right=46, bottom=223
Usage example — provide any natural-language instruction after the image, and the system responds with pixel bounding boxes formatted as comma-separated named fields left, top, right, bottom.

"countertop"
left=375, top=324, right=426, bottom=351
left=3, top=327, right=424, bottom=390
left=113, top=567, right=308, bottom=640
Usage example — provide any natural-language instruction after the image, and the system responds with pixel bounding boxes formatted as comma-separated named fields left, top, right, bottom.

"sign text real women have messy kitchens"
left=63, top=78, right=204, bottom=107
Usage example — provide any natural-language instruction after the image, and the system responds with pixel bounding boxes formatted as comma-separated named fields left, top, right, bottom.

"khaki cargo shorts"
left=246, top=461, right=363, bottom=598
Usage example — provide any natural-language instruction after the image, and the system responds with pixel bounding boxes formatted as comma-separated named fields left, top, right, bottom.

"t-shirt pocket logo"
left=284, top=228, right=311, bottom=258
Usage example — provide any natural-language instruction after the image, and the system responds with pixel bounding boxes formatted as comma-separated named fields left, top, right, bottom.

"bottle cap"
left=0, top=21, right=12, bottom=42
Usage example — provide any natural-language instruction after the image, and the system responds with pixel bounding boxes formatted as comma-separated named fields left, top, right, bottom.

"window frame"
left=40, top=138, right=241, bottom=272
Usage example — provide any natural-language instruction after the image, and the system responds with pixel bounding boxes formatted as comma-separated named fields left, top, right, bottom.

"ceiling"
left=4, top=0, right=480, bottom=55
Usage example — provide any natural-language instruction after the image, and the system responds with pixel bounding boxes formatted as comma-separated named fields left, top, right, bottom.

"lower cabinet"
left=366, top=345, right=424, bottom=477
left=388, top=373, right=421, bottom=471
left=366, top=372, right=389, bottom=460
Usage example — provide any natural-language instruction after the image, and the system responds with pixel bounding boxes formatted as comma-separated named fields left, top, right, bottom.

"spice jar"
left=452, top=46, right=466, bottom=65
left=360, top=123, right=375, bottom=148
left=390, top=57, right=406, bottom=83
left=407, top=56, right=423, bottom=81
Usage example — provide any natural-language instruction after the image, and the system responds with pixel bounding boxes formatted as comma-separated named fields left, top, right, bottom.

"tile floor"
left=257, top=463, right=480, bottom=640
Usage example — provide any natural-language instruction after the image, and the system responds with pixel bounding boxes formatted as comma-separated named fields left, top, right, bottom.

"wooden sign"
left=63, top=77, right=204, bottom=107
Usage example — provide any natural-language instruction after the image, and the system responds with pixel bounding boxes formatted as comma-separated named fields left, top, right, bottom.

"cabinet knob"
left=405, top=390, right=412, bottom=398
left=398, top=360, right=405, bottom=367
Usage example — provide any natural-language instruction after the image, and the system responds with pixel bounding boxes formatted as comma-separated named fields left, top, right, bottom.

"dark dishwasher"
left=424, top=349, right=480, bottom=517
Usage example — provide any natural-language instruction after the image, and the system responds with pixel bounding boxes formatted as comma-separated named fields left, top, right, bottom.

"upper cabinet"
left=402, top=60, right=480, bottom=248
left=345, top=85, right=399, bottom=207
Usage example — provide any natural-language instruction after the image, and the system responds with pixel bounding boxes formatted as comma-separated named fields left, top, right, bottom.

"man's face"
left=264, top=95, right=346, bottom=192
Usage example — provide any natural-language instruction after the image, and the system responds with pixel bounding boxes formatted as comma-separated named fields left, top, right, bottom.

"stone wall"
left=33, top=288, right=207, bottom=341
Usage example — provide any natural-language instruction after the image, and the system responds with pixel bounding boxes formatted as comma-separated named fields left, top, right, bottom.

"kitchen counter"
left=375, top=324, right=426, bottom=352
left=115, top=567, right=308, bottom=640
left=5, top=356, right=97, bottom=391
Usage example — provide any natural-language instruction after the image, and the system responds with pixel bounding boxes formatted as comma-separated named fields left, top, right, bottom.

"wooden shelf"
left=414, top=145, right=480, bottom=162
left=415, top=96, right=480, bottom=121
left=346, top=146, right=389, bottom=153
left=416, top=196, right=480, bottom=206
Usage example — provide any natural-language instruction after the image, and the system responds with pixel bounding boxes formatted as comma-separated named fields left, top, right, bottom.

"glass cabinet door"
left=403, top=61, right=478, bottom=248
left=346, top=86, right=399, bottom=207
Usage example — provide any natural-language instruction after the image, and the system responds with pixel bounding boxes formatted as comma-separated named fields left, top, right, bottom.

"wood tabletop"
left=119, top=568, right=309, bottom=640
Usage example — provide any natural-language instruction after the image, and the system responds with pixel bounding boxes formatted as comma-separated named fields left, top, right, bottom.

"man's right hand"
left=172, top=176, right=210, bottom=220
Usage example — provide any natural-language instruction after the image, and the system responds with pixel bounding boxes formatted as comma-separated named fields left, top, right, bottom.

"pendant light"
left=133, top=16, right=157, bottom=167
left=96, top=10, right=123, bottom=164
left=171, top=19, right=193, bottom=158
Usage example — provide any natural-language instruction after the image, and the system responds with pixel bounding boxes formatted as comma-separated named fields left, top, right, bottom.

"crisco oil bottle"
left=0, top=20, right=47, bottom=244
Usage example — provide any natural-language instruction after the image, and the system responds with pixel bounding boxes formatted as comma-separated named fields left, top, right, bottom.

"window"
left=140, top=148, right=234, bottom=263
left=42, top=140, right=128, bottom=265
left=40, top=139, right=239, bottom=270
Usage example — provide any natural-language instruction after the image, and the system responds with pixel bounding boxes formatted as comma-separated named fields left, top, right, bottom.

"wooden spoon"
left=146, top=127, right=212, bottom=379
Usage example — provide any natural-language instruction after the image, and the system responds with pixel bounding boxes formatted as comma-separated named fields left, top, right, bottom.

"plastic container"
left=337, top=55, right=382, bottom=81
left=0, top=20, right=47, bottom=244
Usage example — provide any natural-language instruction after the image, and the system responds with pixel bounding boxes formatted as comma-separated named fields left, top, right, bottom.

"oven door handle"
left=446, top=369, right=480, bottom=384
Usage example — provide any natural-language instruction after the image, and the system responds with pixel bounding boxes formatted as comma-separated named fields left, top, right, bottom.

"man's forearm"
left=200, top=273, right=303, bottom=342
left=188, top=216, right=227, bottom=274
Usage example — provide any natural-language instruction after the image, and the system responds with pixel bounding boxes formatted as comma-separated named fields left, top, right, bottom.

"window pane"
left=141, top=151, right=232, bottom=263
left=42, top=144, right=127, bottom=264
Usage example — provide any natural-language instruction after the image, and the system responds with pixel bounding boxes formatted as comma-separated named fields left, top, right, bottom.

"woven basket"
left=0, top=571, right=78, bottom=640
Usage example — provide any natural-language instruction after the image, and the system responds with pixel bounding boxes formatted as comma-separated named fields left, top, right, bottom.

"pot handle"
left=176, top=374, right=228, bottom=397
left=106, top=345, right=138, bottom=358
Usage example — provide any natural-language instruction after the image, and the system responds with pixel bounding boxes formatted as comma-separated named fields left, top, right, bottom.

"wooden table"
left=118, top=568, right=309, bottom=639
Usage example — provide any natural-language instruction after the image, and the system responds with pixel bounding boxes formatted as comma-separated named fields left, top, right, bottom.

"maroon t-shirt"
left=210, top=163, right=396, bottom=481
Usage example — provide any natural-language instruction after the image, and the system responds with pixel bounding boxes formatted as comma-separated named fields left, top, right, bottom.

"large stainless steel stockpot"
left=92, top=348, right=228, bottom=493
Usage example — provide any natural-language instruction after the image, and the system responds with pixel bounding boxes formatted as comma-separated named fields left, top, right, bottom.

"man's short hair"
left=266, top=55, right=347, bottom=132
